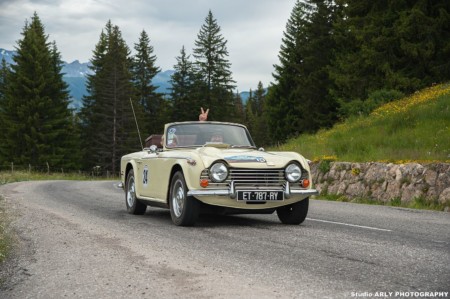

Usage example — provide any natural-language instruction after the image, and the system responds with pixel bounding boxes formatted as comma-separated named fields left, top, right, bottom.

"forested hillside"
left=0, top=1, right=449, bottom=174
left=273, top=83, right=450, bottom=163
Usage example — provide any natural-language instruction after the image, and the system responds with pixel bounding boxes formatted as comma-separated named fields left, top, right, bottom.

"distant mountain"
left=0, top=48, right=250, bottom=109
left=153, top=70, right=175, bottom=94
left=63, top=77, right=87, bottom=110
left=61, top=67, right=174, bottom=110
left=0, top=49, right=15, bottom=65
left=62, top=60, right=94, bottom=77
left=60, top=61, right=174, bottom=109
left=239, top=91, right=250, bottom=103
left=1, top=48, right=175, bottom=110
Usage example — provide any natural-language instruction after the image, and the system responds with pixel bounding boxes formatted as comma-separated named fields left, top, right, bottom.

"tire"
left=277, top=198, right=309, bottom=225
left=169, top=171, right=199, bottom=226
left=125, top=169, right=147, bottom=215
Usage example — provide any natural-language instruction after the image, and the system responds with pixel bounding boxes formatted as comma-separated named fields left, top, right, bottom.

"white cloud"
left=0, top=0, right=294, bottom=91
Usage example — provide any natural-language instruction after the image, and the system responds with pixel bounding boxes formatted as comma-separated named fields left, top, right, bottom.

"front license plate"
left=237, top=191, right=283, bottom=201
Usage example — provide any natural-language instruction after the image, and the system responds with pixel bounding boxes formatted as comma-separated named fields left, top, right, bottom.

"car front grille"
left=201, top=167, right=309, bottom=189
left=229, top=168, right=285, bottom=187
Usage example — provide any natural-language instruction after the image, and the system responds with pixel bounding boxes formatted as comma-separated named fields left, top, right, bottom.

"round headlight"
left=285, top=163, right=302, bottom=183
left=210, top=162, right=229, bottom=182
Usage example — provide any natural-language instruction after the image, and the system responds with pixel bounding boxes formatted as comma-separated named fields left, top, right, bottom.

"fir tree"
left=0, top=59, right=10, bottom=165
left=265, top=1, right=312, bottom=142
left=296, top=0, right=338, bottom=131
left=193, top=10, right=235, bottom=120
left=244, top=90, right=255, bottom=130
left=170, top=46, right=202, bottom=121
left=80, top=21, right=140, bottom=174
left=230, top=91, right=245, bottom=124
left=266, top=0, right=338, bottom=143
left=0, top=59, right=7, bottom=101
left=1, top=13, right=78, bottom=169
left=253, top=81, right=265, bottom=116
left=330, top=0, right=450, bottom=102
left=132, top=30, right=163, bottom=134
left=47, top=41, right=81, bottom=169
left=245, top=82, right=269, bottom=147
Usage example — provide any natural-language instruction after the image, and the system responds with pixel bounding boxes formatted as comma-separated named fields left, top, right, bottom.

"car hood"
left=195, top=146, right=306, bottom=169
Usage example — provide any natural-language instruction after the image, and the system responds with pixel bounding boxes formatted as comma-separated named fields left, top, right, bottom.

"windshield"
left=165, top=123, right=255, bottom=148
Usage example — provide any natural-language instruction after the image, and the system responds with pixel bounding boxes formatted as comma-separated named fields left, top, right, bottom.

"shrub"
left=338, top=89, right=404, bottom=118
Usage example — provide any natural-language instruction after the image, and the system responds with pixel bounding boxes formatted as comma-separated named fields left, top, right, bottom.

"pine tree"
left=253, top=81, right=265, bottom=116
left=132, top=30, right=163, bottom=134
left=0, top=59, right=7, bottom=101
left=47, top=41, right=81, bottom=169
left=80, top=21, right=140, bottom=174
left=266, top=0, right=339, bottom=143
left=244, top=82, right=269, bottom=147
left=193, top=10, right=235, bottom=120
left=170, top=46, right=202, bottom=121
left=0, top=59, right=10, bottom=166
left=265, top=1, right=310, bottom=142
left=80, top=30, right=107, bottom=169
left=252, top=82, right=270, bottom=146
left=230, top=91, right=245, bottom=124
left=330, top=0, right=450, bottom=102
left=1, top=13, right=78, bottom=170
left=296, top=0, right=339, bottom=131
left=394, top=0, right=450, bottom=88
left=244, top=90, right=255, bottom=129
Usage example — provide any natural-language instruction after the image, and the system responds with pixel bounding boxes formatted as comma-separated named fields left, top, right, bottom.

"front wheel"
left=125, top=169, right=147, bottom=215
left=169, top=171, right=199, bottom=226
left=277, top=198, right=309, bottom=225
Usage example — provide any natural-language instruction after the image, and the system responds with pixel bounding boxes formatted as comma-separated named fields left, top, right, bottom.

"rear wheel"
left=277, top=198, right=309, bottom=225
left=125, top=169, right=147, bottom=215
left=169, top=171, right=199, bottom=226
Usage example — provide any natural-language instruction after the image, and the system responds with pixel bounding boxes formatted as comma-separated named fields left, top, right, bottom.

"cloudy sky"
left=0, top=0, right=295, bottom=91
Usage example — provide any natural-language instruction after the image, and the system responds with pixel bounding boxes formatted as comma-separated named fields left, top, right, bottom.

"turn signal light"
left=301, top=179, right=310, bottom=188
left=200, top=179, right=209, bottom=188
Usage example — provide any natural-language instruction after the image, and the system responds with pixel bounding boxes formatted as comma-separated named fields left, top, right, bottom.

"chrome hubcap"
left=172, top=180, right=184, bottom=218
left=127, top=177, right=135, bottom=208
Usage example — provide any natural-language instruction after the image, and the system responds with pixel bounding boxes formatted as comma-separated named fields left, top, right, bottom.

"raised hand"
left=199, top=107, right=209, bottom=121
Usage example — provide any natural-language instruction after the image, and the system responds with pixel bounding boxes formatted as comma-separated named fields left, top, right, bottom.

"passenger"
left=162, top=107, right=209, bottom=147
left=210, top=131, right=223, bottom=143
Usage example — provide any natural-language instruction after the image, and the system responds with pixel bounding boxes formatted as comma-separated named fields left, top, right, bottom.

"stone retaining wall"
left=310, top=162, right=450, bottom=205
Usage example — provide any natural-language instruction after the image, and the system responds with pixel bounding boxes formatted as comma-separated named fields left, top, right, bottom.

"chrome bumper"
left=187, top=181, right=319, bottom=199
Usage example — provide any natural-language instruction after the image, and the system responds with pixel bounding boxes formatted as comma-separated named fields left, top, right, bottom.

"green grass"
left=271, top=83, right=450, bottom=163
left=0, top=196, right=12, bottom=265
left=317, top=194, right=447, bottom=211
left=273, top=83, right=450, bottom=211
left=0, top=170, right=116, bottom=186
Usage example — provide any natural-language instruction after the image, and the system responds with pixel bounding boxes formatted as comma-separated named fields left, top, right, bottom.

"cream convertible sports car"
left=120, top=121, right=318, bottom=226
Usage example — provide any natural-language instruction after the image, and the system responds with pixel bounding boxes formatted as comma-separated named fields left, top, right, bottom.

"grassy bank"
left=0, top=196, right=11, bottom=265
left=0, top=171, right=116, bottom=185
left=318, top=194, right=447, bottom=211
left=272, top=83, right=450, bottom=163
left=272, top=83, right=450, bottom=211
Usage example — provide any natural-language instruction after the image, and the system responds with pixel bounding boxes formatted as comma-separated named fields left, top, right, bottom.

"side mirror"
left=258, top=147, right=265, bottom=152
left=148, top=145, right=158, bottom=153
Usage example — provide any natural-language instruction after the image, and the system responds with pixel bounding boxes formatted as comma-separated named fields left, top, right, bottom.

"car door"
left=135, top=152, right=158, bottom=199
left=137, top=152, right=172, bottom=203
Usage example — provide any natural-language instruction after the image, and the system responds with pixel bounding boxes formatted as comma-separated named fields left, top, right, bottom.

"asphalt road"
left=0, top=180, right=449, bottom=299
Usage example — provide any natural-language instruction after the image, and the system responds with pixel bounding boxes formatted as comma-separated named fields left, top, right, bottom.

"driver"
left=161, top=107, right=211, bottom=147
left=210, top=131, right=223, bottom=143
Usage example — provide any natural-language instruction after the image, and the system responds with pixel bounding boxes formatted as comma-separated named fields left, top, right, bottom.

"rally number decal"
left=143, top=165, right=149, bottom=187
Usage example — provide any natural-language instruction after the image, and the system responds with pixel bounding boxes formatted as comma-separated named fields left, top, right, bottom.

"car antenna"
left=130, top=98, right=144, bottom=150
